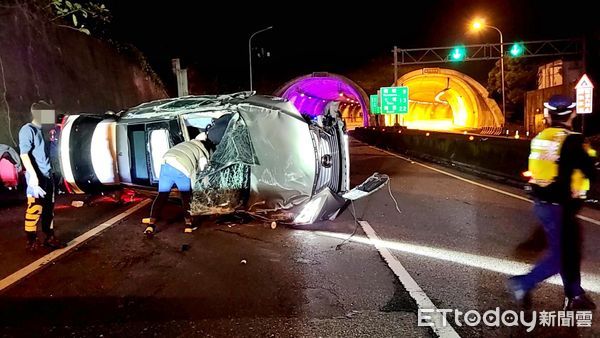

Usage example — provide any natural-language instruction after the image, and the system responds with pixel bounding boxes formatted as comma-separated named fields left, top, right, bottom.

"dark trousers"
left=24, top=176, right=55, bottom=237
left=520, top=200, right=584, bottom=298
left=149, top=191, right=192, bottom=222
left=562, top=199, right=585, bottom=298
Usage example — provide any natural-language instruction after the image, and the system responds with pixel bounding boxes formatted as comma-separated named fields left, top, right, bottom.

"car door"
left=125, top=120, right=184, bottom=188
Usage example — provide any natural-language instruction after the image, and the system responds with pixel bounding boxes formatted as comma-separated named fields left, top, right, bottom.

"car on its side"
left=59, top=92, right=385, bottom=224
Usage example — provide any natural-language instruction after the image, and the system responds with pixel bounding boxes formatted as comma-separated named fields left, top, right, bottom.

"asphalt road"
left=0, top=139, right=598, bottom=337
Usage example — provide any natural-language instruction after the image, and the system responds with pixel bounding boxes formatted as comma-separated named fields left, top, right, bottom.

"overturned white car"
left=59, top=93, right=386, bottom=224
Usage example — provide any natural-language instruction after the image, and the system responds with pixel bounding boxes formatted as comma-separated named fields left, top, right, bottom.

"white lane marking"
left=368, top=145, right=600, bottom=226
left=357, top=220, right=461, bottom=338
left=576, top=214, right=600, bottom=226
left=370, top=146, right=529, bottom=202
left=0, top=199, right=151, bottom=293
left=317, top=230, right=600, bottom=294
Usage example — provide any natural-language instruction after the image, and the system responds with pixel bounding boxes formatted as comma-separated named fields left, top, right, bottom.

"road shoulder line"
left=0, top=199, right=150, bottom=293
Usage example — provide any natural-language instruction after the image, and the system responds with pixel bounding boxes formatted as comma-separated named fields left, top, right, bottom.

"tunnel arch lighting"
left=275, top=72, right=369, bottom=129
left=390, top=68, right=504, bottom=131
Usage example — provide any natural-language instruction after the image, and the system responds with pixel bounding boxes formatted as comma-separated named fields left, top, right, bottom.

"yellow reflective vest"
left=528, top=127, right=594, bottom=199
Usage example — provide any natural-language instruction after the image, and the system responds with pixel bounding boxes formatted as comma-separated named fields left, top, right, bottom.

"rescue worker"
left=508, top=95, right=596, bottom=310
left=19, top=101, right=64, bottom=251
left=142, top=133, right=211, bottom=236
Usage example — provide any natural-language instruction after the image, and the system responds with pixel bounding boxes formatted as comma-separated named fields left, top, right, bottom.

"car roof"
left=119, top=92, right=253, bottom=121
left=118, top=92, right=306, bottom=125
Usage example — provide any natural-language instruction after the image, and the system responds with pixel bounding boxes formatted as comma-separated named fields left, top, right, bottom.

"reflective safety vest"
left=528, top=127, right=595, bottom=199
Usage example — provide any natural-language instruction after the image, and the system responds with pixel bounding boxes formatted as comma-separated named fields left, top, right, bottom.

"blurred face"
left=31, top=109, right=43, bottom=123
left=31, top=109, right=55, bottom=124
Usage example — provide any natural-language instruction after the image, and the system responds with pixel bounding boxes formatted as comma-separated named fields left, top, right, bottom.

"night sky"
left=104, top=0, right=598, bottom=95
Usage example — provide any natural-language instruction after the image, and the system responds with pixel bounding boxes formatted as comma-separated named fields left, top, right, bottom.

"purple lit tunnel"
left=274, top=72, right=369, bottom=128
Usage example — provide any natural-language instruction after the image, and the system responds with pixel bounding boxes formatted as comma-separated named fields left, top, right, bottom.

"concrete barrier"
left=351, top=127, right=600, bottom=203
left=351, top=127, right=531, bottom=185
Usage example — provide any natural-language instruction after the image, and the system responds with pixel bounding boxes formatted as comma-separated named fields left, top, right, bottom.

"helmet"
left=543, top=95, right=576, bottom=116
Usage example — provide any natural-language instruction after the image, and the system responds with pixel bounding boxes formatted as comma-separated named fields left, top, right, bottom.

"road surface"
left=0, top=139, right=598, bottom=337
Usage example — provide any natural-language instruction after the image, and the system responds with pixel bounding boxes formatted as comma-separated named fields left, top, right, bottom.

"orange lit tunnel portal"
left=382, top=68, right=504, bottom=131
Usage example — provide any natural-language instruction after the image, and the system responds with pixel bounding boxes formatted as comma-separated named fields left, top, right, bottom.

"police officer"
left=509, top=95, right=596, bottom=310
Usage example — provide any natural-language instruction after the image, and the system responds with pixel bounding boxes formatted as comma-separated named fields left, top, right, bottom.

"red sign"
left=575, top=74, right=594, bottom=114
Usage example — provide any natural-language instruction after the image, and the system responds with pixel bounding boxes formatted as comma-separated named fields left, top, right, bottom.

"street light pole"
left=485, top=24, right=506, bottom=122
left=248, top=26, right=273, bottom=92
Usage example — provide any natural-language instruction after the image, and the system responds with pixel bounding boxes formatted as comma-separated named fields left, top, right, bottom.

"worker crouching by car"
left=143, top=133, right=211, bottom=236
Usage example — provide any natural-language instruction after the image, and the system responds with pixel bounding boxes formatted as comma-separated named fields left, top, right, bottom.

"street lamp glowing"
left=471, top=18, right=486, bottom=31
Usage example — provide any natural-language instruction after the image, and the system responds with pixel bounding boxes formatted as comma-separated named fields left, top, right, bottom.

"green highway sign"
left=370, top=94, right=381, bottom=114
left=380, top=87, right=409, bottom=114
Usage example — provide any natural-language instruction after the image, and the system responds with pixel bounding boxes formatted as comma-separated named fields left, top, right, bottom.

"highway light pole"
left=472, top=20, right=506, bottom=122
left=249, top=26, right=273, bottom=92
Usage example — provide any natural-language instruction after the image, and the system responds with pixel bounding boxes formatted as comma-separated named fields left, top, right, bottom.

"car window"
left=184, top=116, right=213, bottom=130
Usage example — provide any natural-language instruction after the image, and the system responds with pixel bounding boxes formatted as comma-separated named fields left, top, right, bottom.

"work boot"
left=184, top=216, right=197, bottom=234
left=142, top=218, right=156, bottom=238
left=507, top=276, right=532, bottom=309
left=564, top=294, right=597, bottom=311
left=44, top=235, right=66, bottom=250
left=25, top=232, right=39, bottom=252
left=26, top=238, right=40, bottom=252
left=144, top=225, right=156, bottom=237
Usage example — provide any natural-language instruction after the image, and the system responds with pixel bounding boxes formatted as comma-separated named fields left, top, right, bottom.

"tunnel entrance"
left=382, top=68, right=504, bottom=131
left=275, top=72, right=369, bottom=129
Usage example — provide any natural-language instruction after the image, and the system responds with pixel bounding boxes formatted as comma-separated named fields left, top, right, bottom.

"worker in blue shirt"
left=19, top=101, right=64, bottom=251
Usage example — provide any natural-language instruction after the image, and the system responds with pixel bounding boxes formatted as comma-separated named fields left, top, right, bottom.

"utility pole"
left=393, top=46, right=398, bottom=84
left=582, top=38, right=587, bottom=134
left=172, top=58, right=189, bottom=97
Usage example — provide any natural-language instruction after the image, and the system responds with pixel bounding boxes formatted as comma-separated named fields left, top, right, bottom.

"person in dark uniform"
left=508, top=95, right=596, bottom=310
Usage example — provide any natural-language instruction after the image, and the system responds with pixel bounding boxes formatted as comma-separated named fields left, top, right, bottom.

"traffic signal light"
left=509, top=42, right=524, bottom=57
left=449, top=45, right=466, bottom=61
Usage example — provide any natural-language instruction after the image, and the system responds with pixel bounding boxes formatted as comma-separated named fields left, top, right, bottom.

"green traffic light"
left=450, top=45, right=466, bottom=61
left=509, top=42, right=524, bottom=57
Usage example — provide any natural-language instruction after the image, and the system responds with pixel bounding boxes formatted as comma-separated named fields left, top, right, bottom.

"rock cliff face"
left=0, top=6, right=167, bottom=147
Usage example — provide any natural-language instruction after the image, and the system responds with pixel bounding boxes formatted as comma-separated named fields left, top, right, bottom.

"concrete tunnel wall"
left=274, top=72, right=370, bottom=128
